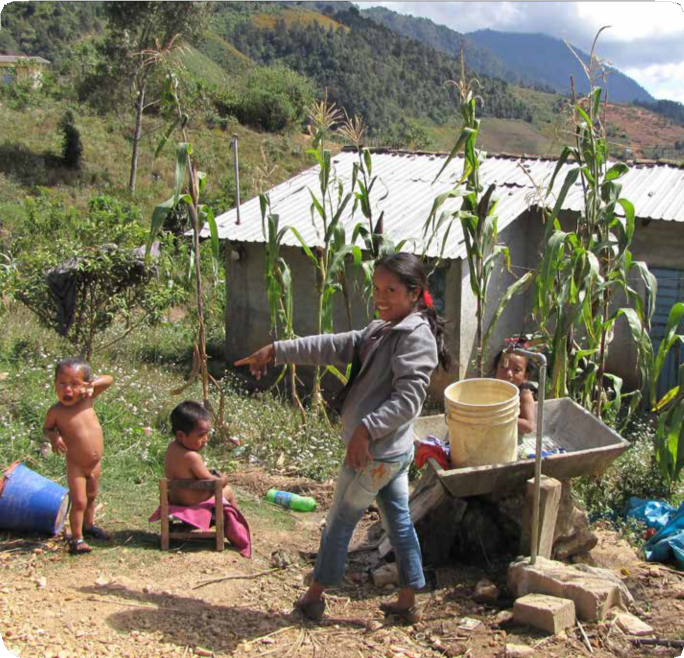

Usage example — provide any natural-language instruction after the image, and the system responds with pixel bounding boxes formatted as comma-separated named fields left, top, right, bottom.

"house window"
left=2, top=71, right=14, bottom=84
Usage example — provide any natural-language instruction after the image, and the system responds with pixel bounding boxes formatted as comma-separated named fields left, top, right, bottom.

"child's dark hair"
left=491, top=338, right=535, bottom=378
left=375, top=252, right=451, bottom=370
left=171, top=400, right=211, bottom=435
left=55, top=357, right=91, bottom=381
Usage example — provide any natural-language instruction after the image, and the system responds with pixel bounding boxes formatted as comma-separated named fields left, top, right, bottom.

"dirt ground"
left=2, top=467, right=684, bottom=658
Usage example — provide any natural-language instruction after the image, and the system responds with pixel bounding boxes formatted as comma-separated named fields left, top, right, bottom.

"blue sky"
left=358, top=2, right=684, bottom=102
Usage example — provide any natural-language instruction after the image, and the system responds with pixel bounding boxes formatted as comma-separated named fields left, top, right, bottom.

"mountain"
left=361, top=6, right=526, bottom=87
left=469, top=29, right=654, bottom=103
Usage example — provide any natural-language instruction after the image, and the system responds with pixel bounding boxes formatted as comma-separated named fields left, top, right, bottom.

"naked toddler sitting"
left=164, top=400, right=237, bottom=509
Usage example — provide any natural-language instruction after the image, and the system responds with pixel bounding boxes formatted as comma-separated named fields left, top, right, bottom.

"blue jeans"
left=313, top=450, right=425, bottom=590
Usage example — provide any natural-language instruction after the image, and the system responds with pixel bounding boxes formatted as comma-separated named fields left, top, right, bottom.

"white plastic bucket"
left=444, top=378, right=520, bottom=468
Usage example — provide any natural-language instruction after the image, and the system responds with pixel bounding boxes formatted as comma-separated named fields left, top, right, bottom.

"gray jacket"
left=274, top=313, right=438, bottom=460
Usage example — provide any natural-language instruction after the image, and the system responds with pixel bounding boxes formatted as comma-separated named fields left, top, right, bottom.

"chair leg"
left=215, top=479, right=224, bottom=552
left=160, top=480, right=170, bottom=551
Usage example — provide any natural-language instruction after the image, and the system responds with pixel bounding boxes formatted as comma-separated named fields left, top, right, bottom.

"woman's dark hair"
left=171, top=400, right=211, bottom=435
left=55, top=357, right=91, bottom=381
left=374, top=252, right=451, bottom=370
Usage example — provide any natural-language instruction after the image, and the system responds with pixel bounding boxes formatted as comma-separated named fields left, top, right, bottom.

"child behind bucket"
left=43, top=357, right=113, bottom=555
left=164, top=401, right=238, bottom=510
left=493, top=342, right=535, bottom=435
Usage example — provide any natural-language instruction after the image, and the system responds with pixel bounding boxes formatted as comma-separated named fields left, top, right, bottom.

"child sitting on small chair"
left=493, top=343, right=535, bottom=435
left=43, top=357, right=113, bottom=555
left=164, top=400, right=238, bottom=510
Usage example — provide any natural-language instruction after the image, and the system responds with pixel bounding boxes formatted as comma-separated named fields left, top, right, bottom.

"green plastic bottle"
left=266, top=489, right=317, bottom=512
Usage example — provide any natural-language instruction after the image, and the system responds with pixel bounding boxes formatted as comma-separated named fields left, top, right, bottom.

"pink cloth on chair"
left=149, top=499, right=251, bottom=558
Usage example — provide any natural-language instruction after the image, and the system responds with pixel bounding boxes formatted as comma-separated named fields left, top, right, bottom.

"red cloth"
left=415, top=443, right=451, bottom=470
left=149, top=499, right=251, bottom=558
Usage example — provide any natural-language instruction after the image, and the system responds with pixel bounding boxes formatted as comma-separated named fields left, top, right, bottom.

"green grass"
left=427, top=117, right=563, bottom=157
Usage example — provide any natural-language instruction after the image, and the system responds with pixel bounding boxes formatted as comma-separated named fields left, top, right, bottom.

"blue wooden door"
left=651, top=268, right=684, bottom=400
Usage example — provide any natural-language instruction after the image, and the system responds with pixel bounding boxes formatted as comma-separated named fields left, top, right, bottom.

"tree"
left=103, top=2, right=208, bottom=193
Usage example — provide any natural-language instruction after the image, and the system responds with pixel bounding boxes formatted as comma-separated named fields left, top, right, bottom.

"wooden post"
left=160, top=479, right=170, bottom=551
left=215, top=479, right=224, bottom=552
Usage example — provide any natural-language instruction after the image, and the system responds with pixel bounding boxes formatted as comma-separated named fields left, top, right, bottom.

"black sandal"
left=69, top=538, right=93, bottom=555
left=294, top=595, right=326, bottom=622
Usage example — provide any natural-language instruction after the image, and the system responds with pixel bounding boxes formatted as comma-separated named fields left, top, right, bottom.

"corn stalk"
left=423, top=50, right=510, bottom=375
left=519, top=30, right=655, bottom=432
left=259, top=193, right=305, bottom=417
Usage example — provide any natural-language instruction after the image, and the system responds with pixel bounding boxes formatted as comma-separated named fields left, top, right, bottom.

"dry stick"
left=576, top=620, right=594, bottom=654
left=657, top=565, right=684, bottom=578
left=193, top=566, right=291, bottom=589
left=630, top=637, right=684, bottom=648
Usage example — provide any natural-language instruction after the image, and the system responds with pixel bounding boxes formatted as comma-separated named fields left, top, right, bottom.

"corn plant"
left=259, top=193, right=305, bottom=416
left=651, top=302, right=684, bottom=482
left=528, top=32, right=656, bottom=425
left=423, top=51, right=510, bottom=375
left=271, top=98, right=359, bottom=408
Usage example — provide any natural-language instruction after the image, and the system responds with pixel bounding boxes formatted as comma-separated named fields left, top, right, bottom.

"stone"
left=508, top=556, right=622, bottom=621
left=493, top=610, right=514, bottom=627
left=552, top=482, right=598, bottom=560
left=505, top=644, right=535, bottom=657
left=513, top=593, right=576, bottom=634
left=613, top=612, right=654, bottom=636
left=473, top=578, right=500, bottom=603
left=520, top=476, right=562, bottom=559
left=373, top=563, right=399, bottom=587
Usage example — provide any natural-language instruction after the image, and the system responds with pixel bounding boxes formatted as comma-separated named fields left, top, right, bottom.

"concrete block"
left=508, top=556, right=622, bottom=621
left=613, top=611, right=654, bottom=636
left=520, top=476, right=562, bottom=559
left=513, top=593, right=576, bottom=634
left=372, top=562, right=399, bottom=587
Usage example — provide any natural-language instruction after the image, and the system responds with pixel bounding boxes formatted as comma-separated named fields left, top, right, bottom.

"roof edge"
left=339, top=145, right=684, bottom=169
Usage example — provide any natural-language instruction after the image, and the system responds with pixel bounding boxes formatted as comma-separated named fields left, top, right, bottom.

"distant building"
left=0, top=55, right=50, bottom=88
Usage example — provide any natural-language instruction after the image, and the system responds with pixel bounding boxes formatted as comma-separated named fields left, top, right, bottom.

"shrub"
left=573, top=414, right=673, bottom=521
left=231, top=65, right=315, bottom=132
left=59, top=109, right=83, bottom=170
left=6, top=194, right=182, bottom=358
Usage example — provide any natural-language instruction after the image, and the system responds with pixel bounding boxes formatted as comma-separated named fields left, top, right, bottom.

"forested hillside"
left=215, top=5, right=532, bottom=133
left=0, top=2, right=105, bottom=66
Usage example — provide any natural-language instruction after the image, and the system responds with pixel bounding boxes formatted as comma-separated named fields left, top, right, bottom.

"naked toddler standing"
left=43, top=357, right=113, bottom=555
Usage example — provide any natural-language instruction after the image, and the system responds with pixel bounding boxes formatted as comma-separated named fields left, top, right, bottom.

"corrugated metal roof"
left=209, top=149, right=684, bottom=260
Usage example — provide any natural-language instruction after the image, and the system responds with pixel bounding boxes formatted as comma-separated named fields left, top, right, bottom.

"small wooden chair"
left=159, top=479, right=224, bottom=552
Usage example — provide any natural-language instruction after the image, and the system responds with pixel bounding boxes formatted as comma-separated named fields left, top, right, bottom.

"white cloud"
left=626, top=62, right=684, bottom=103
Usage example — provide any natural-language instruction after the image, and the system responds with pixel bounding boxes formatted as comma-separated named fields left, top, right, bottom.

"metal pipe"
left=506, top=347, right=547, bottom=565
left=232, top=134, right=241, bottom=226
